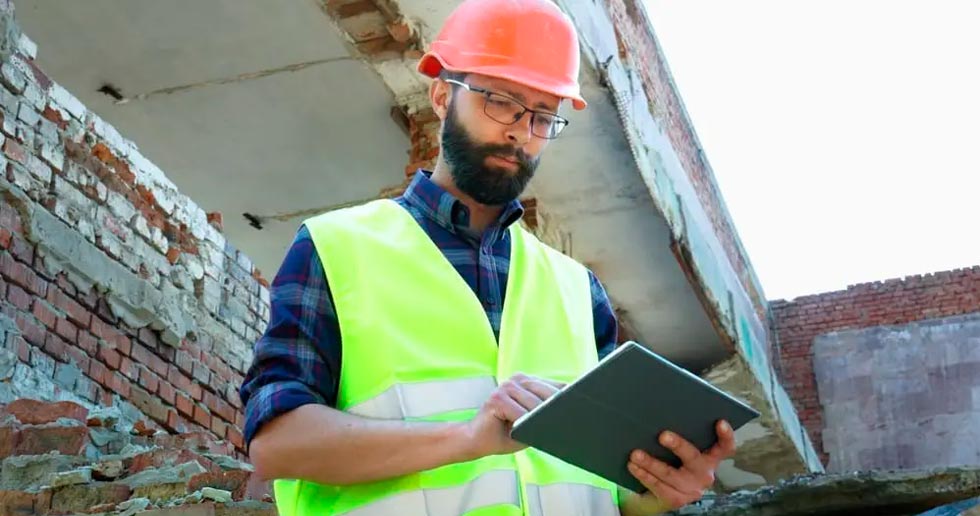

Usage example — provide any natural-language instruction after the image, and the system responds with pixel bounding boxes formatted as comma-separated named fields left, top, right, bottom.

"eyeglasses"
left=445, top=79, right=570, bottom=140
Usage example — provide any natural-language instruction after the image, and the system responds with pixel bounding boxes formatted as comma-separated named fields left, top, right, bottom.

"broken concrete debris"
left=0, top=399, right=273, bottom=515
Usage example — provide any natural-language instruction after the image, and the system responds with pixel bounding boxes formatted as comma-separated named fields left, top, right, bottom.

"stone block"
left=1, top=452, right=81, bottom=490
left=1, top=62, right=27, bottom=94
left=50, top=482, right=132, bottom=513
left=49, top=83, right=86, bottom=120
left=50, top=466, right=93, bottom=487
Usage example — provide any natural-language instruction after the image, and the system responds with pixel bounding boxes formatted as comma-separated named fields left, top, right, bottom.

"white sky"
left=641, top=1, right=979, bottom=301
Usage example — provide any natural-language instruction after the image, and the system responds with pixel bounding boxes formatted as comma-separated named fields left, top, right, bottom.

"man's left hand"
left=624, top=420, right=737, bottom=513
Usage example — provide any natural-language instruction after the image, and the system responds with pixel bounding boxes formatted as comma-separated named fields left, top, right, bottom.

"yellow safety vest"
left=273, top=199, right=619, bottom=515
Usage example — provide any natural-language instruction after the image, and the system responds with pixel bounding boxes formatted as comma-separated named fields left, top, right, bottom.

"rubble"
left=0, top=399, right=274, bottom=515
left=669, top=467, right=980, bottom=516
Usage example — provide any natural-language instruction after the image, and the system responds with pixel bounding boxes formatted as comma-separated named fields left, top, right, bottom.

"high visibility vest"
left=273, top=199, right=619, bottom=515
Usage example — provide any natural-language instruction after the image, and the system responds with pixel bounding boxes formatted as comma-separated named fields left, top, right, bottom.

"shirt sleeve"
left=589, top=270, right=619, bottom=359
left=238, top=225, right=342, bottom=449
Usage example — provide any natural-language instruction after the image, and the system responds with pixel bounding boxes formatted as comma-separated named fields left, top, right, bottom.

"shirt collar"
left=401, top=169, right=525, bottom=236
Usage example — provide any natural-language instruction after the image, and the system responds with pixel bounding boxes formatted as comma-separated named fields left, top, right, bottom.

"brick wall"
left=603, top=0, right=767, bottom=320
left=0, top=4, right=268, bottom=458
left=770, top=266, right=980, bottom=465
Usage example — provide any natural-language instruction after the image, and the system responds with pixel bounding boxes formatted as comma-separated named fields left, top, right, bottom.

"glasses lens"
left=483, top=93, right=525, bottom=125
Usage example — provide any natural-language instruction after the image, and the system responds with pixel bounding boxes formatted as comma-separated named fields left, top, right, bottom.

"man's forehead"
left=469, top=74, right=562, bottom=112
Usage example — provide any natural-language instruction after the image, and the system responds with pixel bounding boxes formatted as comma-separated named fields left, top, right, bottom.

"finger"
left=707, top=420, right=737, bottom=462
left=630, top=450, right=702, bottom=498
left=502, top=380, right=545, bottom=411
left=519, top=378, right=561, bottom=400
left=488, top=390, right=528, bottom=422
left=626, top=461, right=693, bottom=510
left=659, top=431, right=704, bottom=469
left=511, top=373, right=565, bottom=391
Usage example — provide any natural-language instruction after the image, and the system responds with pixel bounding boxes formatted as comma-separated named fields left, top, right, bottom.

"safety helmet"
left=417, top=0, right=587, bottom=110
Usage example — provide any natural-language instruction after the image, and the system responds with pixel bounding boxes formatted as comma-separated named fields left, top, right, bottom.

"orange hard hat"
left=417, top=0, right=587, bottom=110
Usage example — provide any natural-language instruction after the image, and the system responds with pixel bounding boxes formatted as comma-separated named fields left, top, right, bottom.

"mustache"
left=483, top=145, right=531, bottom=164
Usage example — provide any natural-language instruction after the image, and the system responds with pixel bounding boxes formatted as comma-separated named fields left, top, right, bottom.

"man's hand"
left=622, top=420, right=737, bottom=514
left=463, top=373, right=564, bottom=459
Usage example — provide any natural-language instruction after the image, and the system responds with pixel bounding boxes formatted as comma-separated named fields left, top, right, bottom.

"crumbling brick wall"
left=0, top=3, right=268, bottom=457
left=770, top=266, right=980, bottom=466
left=603, top=0, right=768, bottom=322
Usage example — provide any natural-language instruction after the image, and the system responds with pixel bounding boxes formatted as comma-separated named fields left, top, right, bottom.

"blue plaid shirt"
left=239, top=171, right=619, bottom=447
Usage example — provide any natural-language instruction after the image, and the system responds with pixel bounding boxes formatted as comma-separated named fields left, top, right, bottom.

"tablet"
left=509, top=341, right=760, bottom=493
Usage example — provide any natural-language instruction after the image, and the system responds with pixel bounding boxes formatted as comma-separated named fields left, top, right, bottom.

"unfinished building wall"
left=771, top=266, right=980, bottom=468
left=0, top=4, right=267, bottom=458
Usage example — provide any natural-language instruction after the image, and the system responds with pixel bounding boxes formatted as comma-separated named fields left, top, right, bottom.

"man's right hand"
left=463, top=373, right=565, bottom=459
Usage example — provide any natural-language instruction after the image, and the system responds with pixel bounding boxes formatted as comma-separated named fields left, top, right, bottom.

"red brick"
left=14, top=312, right=46, bottom=347
left=227, top=425, right=244, bottom=451
left=139, top=367, right=160, bottom=394
left=54, top=275, right=77, bottom=297
left=51, top=317, right=76, bottom=343
left=15, top=425, right=88, bottom=456
left=166, top=247, right=181, bottom=265
left=2, top=139, right=25, bottom=163
left=31, top=299, right=59, bottom=329
left=204, top=393, right=236, bottom=424
left=6, top=283, right=30, bottom=310
left=105, top=372, right=131, bottom=399
left=9, top=234, right=33, bottom=265
left=119, top=356, right=138, bottom=381
left=165, top=408, right=187, bottom=434
left=13, top=336, right=30, bottom=363
left=193, top=403, right=211, bottom=428
left=138, top=327, right=160, bottom=349
left=0, top=427, right=17, bottom=459
left=88, top=359, right=108, bottom=386
left=158, top=380, right=177, bottom=405
left=0, top=490, right=34, bottom=515
left=97, top=342, right=122, bottom=370
left=168, top=364, right=203, bottom=401
left=131, top=341, right=154, bottom=369
left=90, top=317, right=130, bottom=355
left=2, top=399, right=89, bottom=424
left=213, top=360, right=234, bottom=383
left=0, top=253, right=46, bottom=296
left=0, top=229, right=9, bottom=250
left=47, top=287, right=91, bottom=327
left=77, top=330, right=98, bottom=356
left=184, top=340, right=203, bottom=361
left=43, top=333, right=70, bottom=363
left=176, top=392, right=195, bottom=418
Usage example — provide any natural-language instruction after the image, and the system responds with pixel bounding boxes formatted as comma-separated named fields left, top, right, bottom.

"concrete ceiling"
left=14, top=0, right=729, bottom=370
left=14, top=0, right=410, bottom=279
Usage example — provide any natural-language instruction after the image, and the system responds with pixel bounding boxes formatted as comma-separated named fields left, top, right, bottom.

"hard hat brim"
left=418, top=52, right=588, bottom=111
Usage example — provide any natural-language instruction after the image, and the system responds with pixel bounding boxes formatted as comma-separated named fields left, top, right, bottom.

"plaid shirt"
left=239, top=171, right=619, bottom=447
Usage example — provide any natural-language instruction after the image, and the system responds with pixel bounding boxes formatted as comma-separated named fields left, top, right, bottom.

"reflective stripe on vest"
left=344, top=469, right=520, bottom=516
left=347, top=376, right=497, bottom=420
left=525, top=483, right=620, bottom=516
left=275, top=199, right=620, bottom=516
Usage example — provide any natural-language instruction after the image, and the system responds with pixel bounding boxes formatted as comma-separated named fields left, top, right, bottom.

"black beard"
left=440, top=103, right=539, bottom=206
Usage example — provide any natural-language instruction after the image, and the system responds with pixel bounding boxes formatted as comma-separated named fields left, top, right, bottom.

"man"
left=239, top=0, right=736, bottom=514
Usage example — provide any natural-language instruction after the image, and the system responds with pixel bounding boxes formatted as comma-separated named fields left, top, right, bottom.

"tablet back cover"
left=509, top=342, right=760, bottom=493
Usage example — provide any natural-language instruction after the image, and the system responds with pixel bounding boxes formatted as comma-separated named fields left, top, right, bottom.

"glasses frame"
left=444, top=78, right=570, bottom=140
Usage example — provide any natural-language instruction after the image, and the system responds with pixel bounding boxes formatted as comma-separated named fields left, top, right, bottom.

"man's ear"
left=430, top=79, right=451, bottom=121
